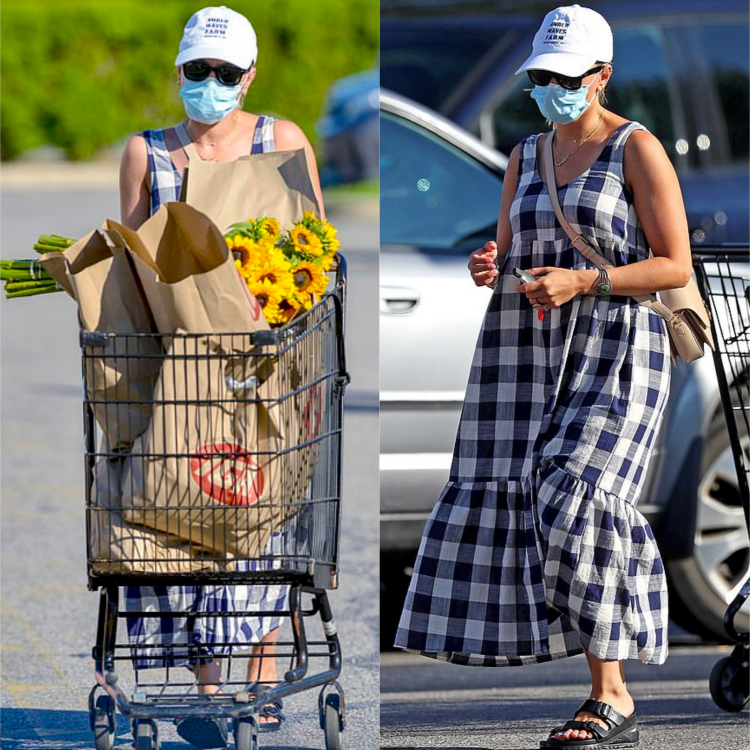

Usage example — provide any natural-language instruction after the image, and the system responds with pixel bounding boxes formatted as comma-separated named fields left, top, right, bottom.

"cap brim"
left=515, top=51, right=599, bottom=77
left=175, top=43, right=255, bottom=69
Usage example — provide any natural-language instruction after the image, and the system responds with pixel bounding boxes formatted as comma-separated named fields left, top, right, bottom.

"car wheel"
left=666, top=405, right=750, bottom=641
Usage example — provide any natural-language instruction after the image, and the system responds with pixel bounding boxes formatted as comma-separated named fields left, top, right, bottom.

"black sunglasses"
left=527, top=66, right=604, bottom=91
left=183, top=60, right=247, bottom=86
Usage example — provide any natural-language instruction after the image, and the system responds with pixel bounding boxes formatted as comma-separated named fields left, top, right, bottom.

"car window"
left=688, top=24, right=750, bottom=165
left=605, top=26, right=677, bottom=160
left=381, top=25, right=507, bottom=112
left=486, top=25, right=680, bottom=164
left=380, top=111, right=503, bottom=251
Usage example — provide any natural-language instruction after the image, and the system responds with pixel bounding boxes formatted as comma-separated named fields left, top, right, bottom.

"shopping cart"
left=81, top=258, right=349, bottom=749
left=693, top=247, right=750, bottom=713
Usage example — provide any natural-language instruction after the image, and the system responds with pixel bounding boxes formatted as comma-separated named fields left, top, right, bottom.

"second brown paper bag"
left=179, top=148, right=321, bottom=232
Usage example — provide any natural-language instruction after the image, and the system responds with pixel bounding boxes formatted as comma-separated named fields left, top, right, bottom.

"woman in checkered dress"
left=395, top=6, right=692, bottom=749
left=118, top=7, right=325, bottom=745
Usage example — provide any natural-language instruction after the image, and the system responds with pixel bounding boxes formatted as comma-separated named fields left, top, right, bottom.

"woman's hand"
left=468, top=241, right=499, bottom=287
left=517, top=267, right=592, bottom=310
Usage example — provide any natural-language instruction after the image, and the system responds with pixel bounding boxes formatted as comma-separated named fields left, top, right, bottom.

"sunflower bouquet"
left=2, top=215, right=340, bottom=326
left=226, top=212, right=340, bottom=327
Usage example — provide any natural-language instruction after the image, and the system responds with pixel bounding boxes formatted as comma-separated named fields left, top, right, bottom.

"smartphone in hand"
left=513, top=267, right=538, bottom=285
left=512, top=267, right=545, bottom=320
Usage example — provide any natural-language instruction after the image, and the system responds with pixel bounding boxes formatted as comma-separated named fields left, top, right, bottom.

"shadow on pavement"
left=0, top=707, right=323, bottom=748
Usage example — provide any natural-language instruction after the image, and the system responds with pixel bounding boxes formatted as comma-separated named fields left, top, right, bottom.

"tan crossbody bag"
left=540, top=131, right=713, bottom=365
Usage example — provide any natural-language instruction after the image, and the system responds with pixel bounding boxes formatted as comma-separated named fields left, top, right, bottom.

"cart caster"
left=90, top=693, right=116, bottom=750
left=133, top=719, right=160, bottom=750
left=322, top=693, right=345, bottom=750
left=234, top=716, right=259, bottom=750
left=709, top=647, right=750, bottom=712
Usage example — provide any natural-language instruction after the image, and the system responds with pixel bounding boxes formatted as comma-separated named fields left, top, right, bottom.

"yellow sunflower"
left=249, top=250, right=294, bottom=297
left=277, top=296, right=303, bottom=325
left=260, top=217, right=281, bottom=238
left=294, top=291, right=315, bottom=311
left=290, top=224, right=324, bottom=257
left=228, top=236, right=258, bottom=268
left=247, top=276, right=284, bottom=313
left=291, top=261, right=328, bottom=297
left=261, top=299, right=285, bottom=326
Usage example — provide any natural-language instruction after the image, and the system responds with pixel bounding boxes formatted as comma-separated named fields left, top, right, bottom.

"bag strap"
left=539, top=132, right=676, bottom=322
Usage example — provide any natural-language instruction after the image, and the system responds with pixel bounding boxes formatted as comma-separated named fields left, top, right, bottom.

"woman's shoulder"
left=513, top=133, right=542, bottom=159
left=271, top=118, right=311, bottom=150
left=616, top=120, right=663, bottom=155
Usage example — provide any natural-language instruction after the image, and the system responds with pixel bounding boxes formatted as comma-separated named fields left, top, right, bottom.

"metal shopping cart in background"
left=82, top=259, right=349, bottom=749
left=693, top=247, right=750, bottom=713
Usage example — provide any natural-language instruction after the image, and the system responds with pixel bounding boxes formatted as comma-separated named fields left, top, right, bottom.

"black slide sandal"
left=541, top=699, right=639, bottom=748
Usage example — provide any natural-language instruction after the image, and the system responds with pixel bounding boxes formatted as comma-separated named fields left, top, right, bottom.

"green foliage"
left=0, top=0, right=379, bottom=160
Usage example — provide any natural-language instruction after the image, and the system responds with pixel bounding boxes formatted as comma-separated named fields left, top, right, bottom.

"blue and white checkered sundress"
left=126, top=115, right=289, bottom=668
left=395, top=122, right=671, bottom=667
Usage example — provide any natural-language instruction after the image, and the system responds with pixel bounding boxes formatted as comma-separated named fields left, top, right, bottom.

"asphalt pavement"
left=0, top=167, right=379, bottom=749
left=381, top=647, right=749, bottom=750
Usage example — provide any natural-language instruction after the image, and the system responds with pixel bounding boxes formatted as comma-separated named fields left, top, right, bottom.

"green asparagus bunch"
left=0, top=234, right=75, bottom=299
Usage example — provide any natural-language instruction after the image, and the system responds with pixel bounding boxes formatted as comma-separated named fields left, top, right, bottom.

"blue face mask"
left=530, top=83, right=594, bottom=124
left=180, top=78, right=242, bottom=124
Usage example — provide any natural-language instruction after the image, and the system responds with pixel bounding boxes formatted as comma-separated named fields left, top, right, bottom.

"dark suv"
left=382, top=0, right=750, bottom=247
left=380, top=0, right=750, bottom=644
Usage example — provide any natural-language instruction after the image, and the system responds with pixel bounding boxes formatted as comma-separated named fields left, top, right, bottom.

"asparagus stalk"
left=5, top=284, right=61, bottom=299
left=33, top=234, right=75, bottom=253
left=4, top=280, right=58, bottom=293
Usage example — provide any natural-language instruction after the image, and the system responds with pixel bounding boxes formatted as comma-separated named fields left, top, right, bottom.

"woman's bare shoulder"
left=120, top=133, right=149, bottom=175
left=624, top=126, right=669, bottom=167
left=272, top=118, right=310, bottom=150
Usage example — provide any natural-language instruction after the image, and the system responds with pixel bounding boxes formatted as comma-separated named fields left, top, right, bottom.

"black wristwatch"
left=594, top=268, right=613, bottom=297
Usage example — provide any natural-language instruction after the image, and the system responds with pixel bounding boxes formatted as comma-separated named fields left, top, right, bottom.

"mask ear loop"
left=237, top=65, right=255, bottom=111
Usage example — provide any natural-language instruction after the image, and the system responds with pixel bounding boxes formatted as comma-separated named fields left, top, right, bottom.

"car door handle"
left=380, top=286, right=420, bottom=314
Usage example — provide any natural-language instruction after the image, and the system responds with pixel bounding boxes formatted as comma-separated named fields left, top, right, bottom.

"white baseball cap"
left=516, top=5, right=613, bottom=77
left=175, top=6, right=258, bottom=69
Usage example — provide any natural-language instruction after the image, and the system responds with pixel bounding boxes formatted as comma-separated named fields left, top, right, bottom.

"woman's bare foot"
left=553, top=689, right=635, bottom=742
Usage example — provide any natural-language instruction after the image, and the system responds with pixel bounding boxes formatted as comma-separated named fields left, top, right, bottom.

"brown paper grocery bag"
left=39, top=230, right=161, bottom=451
left=272, top=342, right=324, bottom=511
left=89, top=456, right=226, bottom=575
left=107, top=203, right=267, bottom=335
left=180, top=148, right=321, bottom=232
left=121, top=334, right=285, bottom=559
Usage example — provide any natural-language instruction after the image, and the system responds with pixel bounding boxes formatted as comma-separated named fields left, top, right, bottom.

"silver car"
left=379, top=88, right=750, bottom=645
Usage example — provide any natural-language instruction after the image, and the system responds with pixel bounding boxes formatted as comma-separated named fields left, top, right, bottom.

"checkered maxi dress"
left=125, top=115, right=288, bottom=668
left=395, top=122, right=671, bottom=667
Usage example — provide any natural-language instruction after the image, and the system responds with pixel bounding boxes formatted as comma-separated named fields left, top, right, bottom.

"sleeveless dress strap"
left=141, top=129, right=182, bottom=215
left=605, top=121, right=647, bottom=184
left=252, top=115, right=276, bottom=154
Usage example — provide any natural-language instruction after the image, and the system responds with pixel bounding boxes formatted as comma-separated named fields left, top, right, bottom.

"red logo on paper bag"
left=190, top=443, right=264, bottom=505
left=303, top=384, right=323, bottom=441
left=248, top=294, right=262, bottom=322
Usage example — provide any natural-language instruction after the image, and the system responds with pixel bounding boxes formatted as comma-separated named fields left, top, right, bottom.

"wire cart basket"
left=693, top=247, right=750, bottom=713
left=82, top=258, right=349, bottom=749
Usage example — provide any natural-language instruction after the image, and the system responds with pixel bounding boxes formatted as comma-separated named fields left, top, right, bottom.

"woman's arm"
left=274, top=119, right=326, bottom=220
left=119, top=135, right=151, bottom=230
left=522, top=129, right=692, bottom=309
left=495, top=143, right=520, bottom=258
left=467, top=143, right=520, bottom=286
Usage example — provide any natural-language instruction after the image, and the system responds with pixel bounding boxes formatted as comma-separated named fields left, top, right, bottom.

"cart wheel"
left=133, top=719, right=160, bottom=750
left=323, top=693, right=344, bottom=750
left=92, top=694, right=116, bottom=750
left=234, top=716, right=259, bottom=750
left=709, top=654, right=750, bottom=712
